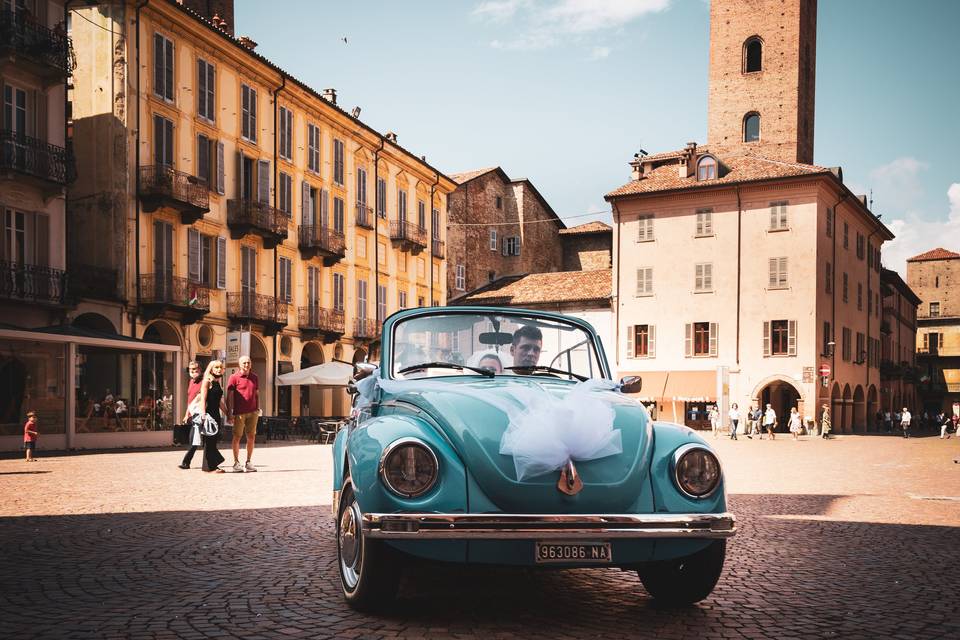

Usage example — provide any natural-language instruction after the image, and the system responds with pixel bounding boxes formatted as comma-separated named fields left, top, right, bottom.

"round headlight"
left=379, top=438, right=439, bottom=498
left=673, top=445, right=721, bottom=498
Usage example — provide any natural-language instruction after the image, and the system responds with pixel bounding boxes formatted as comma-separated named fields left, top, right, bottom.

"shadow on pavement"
left=0, top=495, right=957, bottom=639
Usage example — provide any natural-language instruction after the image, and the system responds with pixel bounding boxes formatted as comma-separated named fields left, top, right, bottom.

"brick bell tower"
left=707, top=0, right=817, bottom=165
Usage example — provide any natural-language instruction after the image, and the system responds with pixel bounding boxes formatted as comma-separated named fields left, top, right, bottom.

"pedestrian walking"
left=821, top=404, right=832, bottom=439
left=227, top=355, right=260, bottom=473
left=178, top=361, right=204, bottom=469
left=763, top=403, right=777, bottom=440
left=788, top=407, right=802, bottom=440
left=884, top=410, right=892, bottom=433
left=197, top=360, right=227, bottom=473
left=709, top=405, right=721, bottom=438
left=23, top=411, right=38, bottom=462
left=749, top=404, right=761, bottom=439
left=900, top=407, right=912, bottom=438
left=729, top=403, right=740, bottom=440
left=940, top=414, right=952, bottom=439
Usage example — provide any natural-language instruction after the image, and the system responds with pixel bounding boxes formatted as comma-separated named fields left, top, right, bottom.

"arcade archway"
left=753, top=377, right=803, bottom=433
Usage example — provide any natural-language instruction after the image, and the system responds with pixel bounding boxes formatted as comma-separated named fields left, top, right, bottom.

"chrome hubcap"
left=338, top=497, right=362, bottom=589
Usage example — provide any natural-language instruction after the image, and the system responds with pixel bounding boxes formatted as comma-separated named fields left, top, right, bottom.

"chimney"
left=678, top=141, right=697, bottom=178
left=630, top=156, right=644, bottom=181
left=322, top=88, right=337, bottom=105
left=237, top=36, right=257, bottom=51
left=385, top=131, right=398, bottom=143
left=180, top=0, right=235, bottom=36
left=857, top=194, right=869, bottom=209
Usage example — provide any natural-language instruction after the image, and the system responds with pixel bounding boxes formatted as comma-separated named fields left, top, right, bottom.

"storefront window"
left=685, top=401, right=712, bottom=431
left=0, top=339, right=66, bottom=436
left=75, top=346, right=177, bottom=433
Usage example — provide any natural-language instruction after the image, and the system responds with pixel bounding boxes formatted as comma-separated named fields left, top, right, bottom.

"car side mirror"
left=619, top=375, right=642, bottom=394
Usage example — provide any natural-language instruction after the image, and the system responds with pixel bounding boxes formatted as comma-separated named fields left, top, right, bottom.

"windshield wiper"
left=398, top=361, right=494, bottom=378
left=502, top=365, right=588, bottom=382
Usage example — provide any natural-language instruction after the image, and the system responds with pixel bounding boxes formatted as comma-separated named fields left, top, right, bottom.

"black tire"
left=336, top=484, right=401, bottom=611
left=637, top=540, right=726, bottom=606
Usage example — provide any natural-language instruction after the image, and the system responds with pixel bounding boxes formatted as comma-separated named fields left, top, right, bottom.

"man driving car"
left=511, top=325, right=543, bottom=369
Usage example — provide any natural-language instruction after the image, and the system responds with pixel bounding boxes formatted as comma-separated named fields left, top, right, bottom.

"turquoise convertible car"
left=333, top=307, right=735, bottom=610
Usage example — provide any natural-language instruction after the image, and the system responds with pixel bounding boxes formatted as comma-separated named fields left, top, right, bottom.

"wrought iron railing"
left=227, top=199, right=289, bottom=238
left=298, top=306, right=345, bottom=334
left=0, top=260, right=67, bottom=304
left=298, top=225, right=345, bottom=256
left=0, top=10, right=72, bottom=76
left=431, top=239, right=445, bottom=258
left=389, top=220, right=427, bottom=247
left=70, top=264, right=119, bottom=301
left=354, top=317, right=380, bottom=339
left=139, top=274, right=210, bottom=312
left=227, top=292, right=288, bottom=325
left=0, top=129, right=70, bottom=184
left=355, top=202, right=374, bottom=229
left=139, top=165, right=209, bottom=211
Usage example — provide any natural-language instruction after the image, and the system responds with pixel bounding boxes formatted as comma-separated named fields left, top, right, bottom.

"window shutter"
left=164, top=38, right=174, bottom=101
left=301, top=181, right=310, bottom=225
left=321, top=189, right=329, bottom=228
left=763, top=321, right=770, bottom=357
left=153, top=34, right=163, bottom=97
left=258, top=159, right=270, bottom=204
left=188, top=229, right=201, bottom=283
left=684, top=323, right=692, bottom=358
left=705, top=213, right=712, bottom=235
left=709, top=323, right=718, bottom=357
left=769, top=205, right=778, bottom=229
left=216, top=236, right=226, bottom=289
left=779, top=257, right=788, bottom=287
left=788, top=320, right=797, bottom=356
left=216, top=142, right=225, bottom=194
left=502, top=237, right=508, bottom=256
left=695, top=264, right=702, bottom=290
left=648, top=325, right=656, bottom=358
left=284, top=259, right=292, bottom=303
left=704, top=264, right=712, bottom=290
left=645, top=268, right=652, bottom=294
left=768, top=258, right=777, bottom=288
left=626, top=325, right=634, bottom=358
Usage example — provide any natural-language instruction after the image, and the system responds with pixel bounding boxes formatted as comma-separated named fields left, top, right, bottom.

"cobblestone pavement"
left=1, top=434, right=959, bottom=639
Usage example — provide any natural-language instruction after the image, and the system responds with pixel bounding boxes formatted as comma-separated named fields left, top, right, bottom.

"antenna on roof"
left=636, top=145, right=648, bottom=158
left=869, top=189, right=874, bottom=210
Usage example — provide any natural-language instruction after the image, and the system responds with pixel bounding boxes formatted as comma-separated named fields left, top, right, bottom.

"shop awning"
left=619, top=370, right=717, bottom=402
left=276, top=361, right=353, bottom=387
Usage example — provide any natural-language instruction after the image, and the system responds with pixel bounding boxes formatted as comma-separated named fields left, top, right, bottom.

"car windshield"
left=390, top=311, right=605, bottom=381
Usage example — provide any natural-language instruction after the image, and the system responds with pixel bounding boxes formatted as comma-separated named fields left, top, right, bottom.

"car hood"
left=381, top=377, right=653, bottom=513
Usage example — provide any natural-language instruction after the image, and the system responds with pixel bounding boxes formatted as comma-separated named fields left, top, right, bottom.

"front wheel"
left=637, top=540, right=726, bottom=606
left=336, top=484, right=401, bottom=611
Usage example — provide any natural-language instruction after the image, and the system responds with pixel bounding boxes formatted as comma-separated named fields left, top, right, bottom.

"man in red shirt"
left=179, top=360, right=203, bottom=469
left=227, top=355, right=260, bottom=472
left=23, top=411, right=38, bottom=462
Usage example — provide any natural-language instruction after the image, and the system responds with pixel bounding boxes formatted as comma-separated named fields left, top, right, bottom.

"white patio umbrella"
left=276, top=361, right=353, bottom=387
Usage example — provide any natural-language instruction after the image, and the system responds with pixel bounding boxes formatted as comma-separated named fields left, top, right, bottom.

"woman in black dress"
left=197, top=360, right=228, bottom=473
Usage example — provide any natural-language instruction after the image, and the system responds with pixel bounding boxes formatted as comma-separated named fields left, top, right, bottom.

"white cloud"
left=589, top=46, right=612, bottom=60
left=881, top=182, right=960, bottom=278
left=868, top=156, right=928, bottom=214
left=473, top=0, right=670, bottom=53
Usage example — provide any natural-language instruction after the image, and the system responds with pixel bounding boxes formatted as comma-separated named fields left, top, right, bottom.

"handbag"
left=172, top=424, right=191, bottom=445
left=191, top=412, right=219, bottom=437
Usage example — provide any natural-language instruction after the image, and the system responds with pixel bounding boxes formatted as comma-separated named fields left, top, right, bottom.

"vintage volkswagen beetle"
left=333, top=307, right=735, bottom=610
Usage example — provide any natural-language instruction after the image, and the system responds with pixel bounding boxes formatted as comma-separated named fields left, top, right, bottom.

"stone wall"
left=908, top=258, right=960, bottom=318
left=562, top=233, right=611, bottom=271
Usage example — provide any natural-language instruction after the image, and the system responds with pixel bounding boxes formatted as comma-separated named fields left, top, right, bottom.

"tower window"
left=696, top=155, right=717, bottom=181
left=744, top=37, right=762, bottom=73
left=744, top=113, right=760, bottom=142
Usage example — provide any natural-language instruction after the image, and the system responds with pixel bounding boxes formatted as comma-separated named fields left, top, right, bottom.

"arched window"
left=744, top=37, right=762, bottom=73
left=744, top=113, right=760, bottom=142
left=697, top=155, right=717, bottom=181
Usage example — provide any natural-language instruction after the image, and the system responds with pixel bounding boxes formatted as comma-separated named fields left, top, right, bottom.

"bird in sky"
left=341, top=36, right=348, bottom=44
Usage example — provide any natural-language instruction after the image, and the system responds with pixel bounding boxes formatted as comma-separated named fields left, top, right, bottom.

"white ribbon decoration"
left=358, top=370, right=623, bottom=480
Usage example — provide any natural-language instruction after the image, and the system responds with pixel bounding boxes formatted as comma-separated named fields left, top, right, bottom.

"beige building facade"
left=879, top=267, right=920, bottom=417
left=65, top=0, right=454, bottom=447
left=605, top=0, right=894, bottom=433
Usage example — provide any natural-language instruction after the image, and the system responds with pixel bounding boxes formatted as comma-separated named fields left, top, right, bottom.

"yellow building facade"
left=68, top=0, right=453, bottom=435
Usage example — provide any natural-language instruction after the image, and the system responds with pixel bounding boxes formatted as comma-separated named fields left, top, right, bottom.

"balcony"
left=298, top=306, right=345, bottom=342
left=0, top=130, right=71, bottom=191
left=227, top=292, right=287, bottom=335
left=353, top=317, right=380, bottom=341
left=69, top=264, right=121, bottom=302
left=0, top=260, right=68, bottom=306
left=298, top=225, right=345, bottom=265
left=227, top=199, right=289, bottom=249
left=139, top=165, right=209, bottom=224
left=0, top=10, right=72, bottom=83
left=431, top=239, right=445, bottom=258
left=355, top=202, right=374, bottom=230
left=390, top=220, right=427, bottom=254
left=139, top=274, right=210, bottom=325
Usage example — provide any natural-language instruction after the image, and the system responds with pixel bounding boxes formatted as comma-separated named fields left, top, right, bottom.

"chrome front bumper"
left=362, top=512, right=736, bottom=540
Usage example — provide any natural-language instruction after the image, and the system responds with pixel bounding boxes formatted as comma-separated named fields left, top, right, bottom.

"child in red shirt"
left=23, top=411, right=38, bottom=462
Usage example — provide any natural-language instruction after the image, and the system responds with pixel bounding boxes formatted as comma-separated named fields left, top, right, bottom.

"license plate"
left=535, top=541, right=612, bottom=564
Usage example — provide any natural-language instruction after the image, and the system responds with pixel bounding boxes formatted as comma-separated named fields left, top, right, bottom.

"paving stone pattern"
left=1, top=435, right=959, bottom=639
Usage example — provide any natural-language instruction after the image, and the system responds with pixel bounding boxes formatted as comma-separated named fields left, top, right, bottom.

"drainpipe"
left=735, top=186, right=742, bottom=366
left=271, top=75, right=286, bottom=415
left=830, top=192, right=846, bottom=418
left=429, top=171, right=439, bottom=304
left=134, top=0, right=149, bottom=336
left=866, top=225, right=880, bottom=425
left=611, top=201, right=621, bottom=369
left=373, top=136, right=384, bottom=315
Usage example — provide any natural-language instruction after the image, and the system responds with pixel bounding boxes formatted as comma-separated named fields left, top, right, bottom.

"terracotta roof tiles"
left=449, top=167, right=499, bottom=185
left=558, top=221, right=612, bottom=235
left=454, top=270, right=612, bottom=306
left=907, top=248, right=960, bottom=262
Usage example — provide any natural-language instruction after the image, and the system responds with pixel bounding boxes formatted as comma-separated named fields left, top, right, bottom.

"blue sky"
left=234, top=0, right=960, bottom=275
